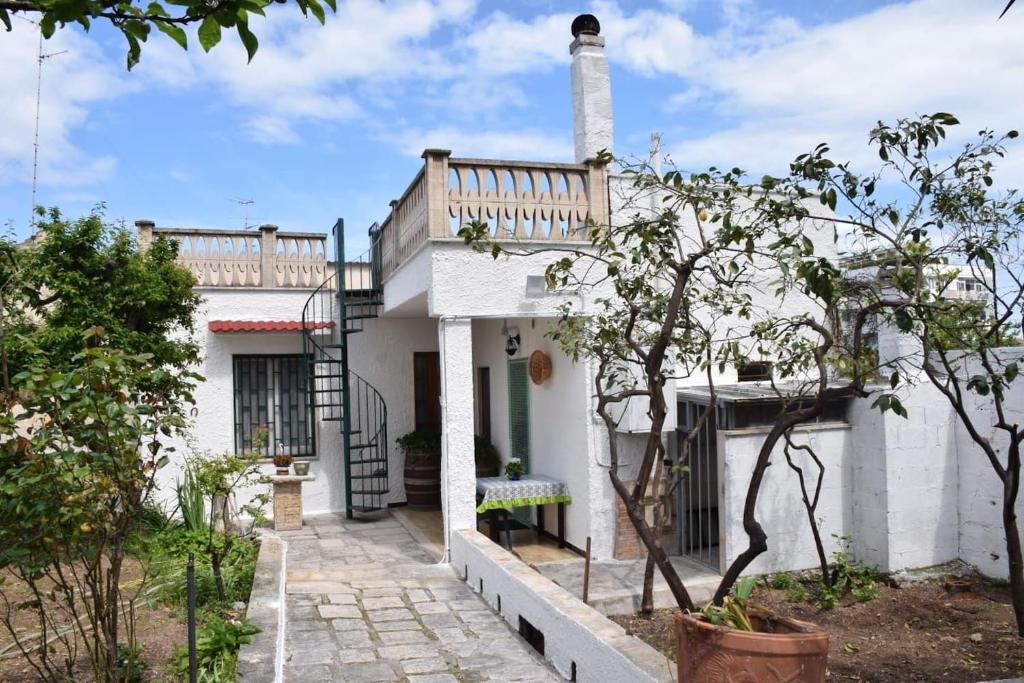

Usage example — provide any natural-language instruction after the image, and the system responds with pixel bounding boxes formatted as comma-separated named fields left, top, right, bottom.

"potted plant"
left=505, top=457, right=524, bottom=481
left=397, top=431, right=441, bottom=510
left=272, top=453, right=293, bottom=475
left=675, top=578, right=828, bottom=682
left=474, top=435, right=501, bottom=478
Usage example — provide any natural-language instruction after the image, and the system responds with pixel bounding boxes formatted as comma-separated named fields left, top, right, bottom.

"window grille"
left=233, top=355, right=314, bottom=457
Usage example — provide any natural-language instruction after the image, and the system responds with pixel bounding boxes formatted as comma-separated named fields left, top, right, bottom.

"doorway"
left=676, top=400, right=721, bottom=571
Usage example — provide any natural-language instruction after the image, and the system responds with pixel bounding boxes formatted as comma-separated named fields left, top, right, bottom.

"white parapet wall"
left=450, top=529, right=675, bottom=683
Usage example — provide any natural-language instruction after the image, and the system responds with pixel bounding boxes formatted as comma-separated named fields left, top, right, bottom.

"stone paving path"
left=276, top=513, right=560, bottom=682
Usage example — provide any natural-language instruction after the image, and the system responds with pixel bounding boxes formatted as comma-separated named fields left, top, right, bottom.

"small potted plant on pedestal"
left=504, top=457, right=524, bottom=481
left=273, top=452, right=293, bottom=475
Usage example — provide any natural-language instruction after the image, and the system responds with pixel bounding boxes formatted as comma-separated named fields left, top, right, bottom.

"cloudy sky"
left=1, top=0, right=1022, bottom=247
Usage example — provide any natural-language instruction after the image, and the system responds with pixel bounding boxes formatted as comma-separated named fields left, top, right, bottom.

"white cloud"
left=0, top=24, right=128, bottom=189
left=388, top=126, right=573, bottom=161
left=245, top=115, right=301, bottom=144
left=665, top=0, right=1024, bottom=180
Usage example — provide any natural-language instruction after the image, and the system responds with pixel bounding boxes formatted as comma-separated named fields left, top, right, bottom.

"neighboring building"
left=147, top=15, right=1020, bottom=585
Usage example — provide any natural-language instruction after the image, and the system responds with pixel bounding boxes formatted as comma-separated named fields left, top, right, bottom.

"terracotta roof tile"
left=208, top=320, right=334, bottom=333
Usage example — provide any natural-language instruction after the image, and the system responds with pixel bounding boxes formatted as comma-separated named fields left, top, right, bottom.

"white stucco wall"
left=720, top=423, right=852, bottom=575
left=955, top=348, right=1024, bottom=579
left=451, top=530, right=674, bottom=683
left=471, top=317, right=595, bottom=552
left=156, top=286, right=438, bottom=518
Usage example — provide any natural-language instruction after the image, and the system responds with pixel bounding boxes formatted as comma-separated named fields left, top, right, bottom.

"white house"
left=146, top=14, right=1021, bottom=589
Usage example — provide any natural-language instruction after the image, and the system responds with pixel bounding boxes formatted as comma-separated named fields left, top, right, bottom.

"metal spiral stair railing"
left=301, top=219, right=389, bottom=517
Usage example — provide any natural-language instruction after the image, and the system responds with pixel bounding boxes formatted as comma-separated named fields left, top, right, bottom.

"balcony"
left=136, top=222, right=330, bottom=289
left=377, top=150, right=610, bottom=280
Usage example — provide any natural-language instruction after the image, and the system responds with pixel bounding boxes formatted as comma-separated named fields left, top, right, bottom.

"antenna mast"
left=26, top=19, right=67, bottom=230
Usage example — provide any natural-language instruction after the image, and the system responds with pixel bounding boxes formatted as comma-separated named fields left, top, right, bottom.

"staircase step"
left=349, top=505, right=388, bottom=513
left=345, top=314, right=379, bottom=321
left=350, top=443, right=375, bottom=451
left=349, top=472, right=388, bottom=480
left=350, top=489, right=390, bottom=496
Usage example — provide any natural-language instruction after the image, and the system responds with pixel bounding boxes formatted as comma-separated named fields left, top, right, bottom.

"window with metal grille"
left=233, top=355, right=314, bottom=458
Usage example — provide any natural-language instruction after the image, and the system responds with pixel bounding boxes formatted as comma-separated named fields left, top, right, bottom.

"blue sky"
left=1, top=0, right=1023, bottom=252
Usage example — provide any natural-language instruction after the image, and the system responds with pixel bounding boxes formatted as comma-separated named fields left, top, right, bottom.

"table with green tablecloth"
left=475, top=475, right=571, bottom=549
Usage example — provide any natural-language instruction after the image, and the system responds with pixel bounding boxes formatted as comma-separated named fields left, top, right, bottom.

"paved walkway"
left=536, top=555, right=720, bottom=615
left=254, top=513, right=560, bottom=682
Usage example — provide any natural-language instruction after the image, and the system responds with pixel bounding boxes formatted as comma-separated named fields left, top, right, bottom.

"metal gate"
left=675, top=399, right=721, bottom=571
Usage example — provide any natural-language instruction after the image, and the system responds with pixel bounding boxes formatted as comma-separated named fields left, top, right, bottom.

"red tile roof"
left=208, top=320, right=335, bottom=333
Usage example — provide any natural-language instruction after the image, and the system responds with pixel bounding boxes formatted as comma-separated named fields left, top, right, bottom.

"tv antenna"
left=230, top=197, right=257, bottom=229
left=23, top=16, right=67, bottom=231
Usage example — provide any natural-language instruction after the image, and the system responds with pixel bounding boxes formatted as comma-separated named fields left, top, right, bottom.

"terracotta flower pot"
left=675, top=606, right=828, bottom=683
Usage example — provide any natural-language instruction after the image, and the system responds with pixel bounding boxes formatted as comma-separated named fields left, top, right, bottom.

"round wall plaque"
left=529, top=350, right=552, bottom=385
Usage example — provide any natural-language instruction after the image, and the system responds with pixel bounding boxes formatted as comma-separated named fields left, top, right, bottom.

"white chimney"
left=570, top=14, right=613, bottom=163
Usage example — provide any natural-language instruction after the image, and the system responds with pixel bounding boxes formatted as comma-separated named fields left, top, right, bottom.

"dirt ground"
left=0, top=563, right=186, bottom=682
left=611, top=575, right=1024, bottom=682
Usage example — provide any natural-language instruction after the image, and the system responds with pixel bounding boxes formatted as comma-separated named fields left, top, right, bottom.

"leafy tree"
left=789, top=113, right=1024, bottom=635
left=0, top=208, right=201, bottom=406
left=0, top=0, right=337, bottom=69
left=0, top=332, right=193, bottom=682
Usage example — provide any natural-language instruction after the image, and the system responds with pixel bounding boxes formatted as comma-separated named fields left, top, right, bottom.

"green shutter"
left=507, top=359, right=530, bottom=471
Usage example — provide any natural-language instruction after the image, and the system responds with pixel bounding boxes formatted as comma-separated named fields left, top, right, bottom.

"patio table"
left=475, top=475, right=571, bottom=550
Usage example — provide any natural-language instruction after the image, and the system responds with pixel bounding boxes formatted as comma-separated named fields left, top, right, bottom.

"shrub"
left=770, top=572, right=793, bottom=590
left=174, top=617, right=259, bottom=679
left=818, top=535, right=880, bottom=609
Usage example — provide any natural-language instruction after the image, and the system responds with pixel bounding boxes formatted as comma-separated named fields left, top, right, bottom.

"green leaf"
left=1006, top=362, right=1018, bottom=383
left=889, top=372, right=899, bottom=389
left=39, top=13, right=56, bottom=39
left=236, top=17, right=258, bottom=62
left=155, top=20, right=188, bottom=49
left=126, top=33, right=142, bottom=69
left=0, top=8, right=12, bottom=31
left=198, top=15, right=222, bottom=52
left=307, top=0, right=326, bottom=24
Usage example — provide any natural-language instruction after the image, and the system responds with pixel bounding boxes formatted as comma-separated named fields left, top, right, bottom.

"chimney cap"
left=571, top=14, right=600, bottom=38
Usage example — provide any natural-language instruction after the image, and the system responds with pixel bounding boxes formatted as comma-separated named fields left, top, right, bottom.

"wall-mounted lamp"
left=505, top=328, right=521, bottom=357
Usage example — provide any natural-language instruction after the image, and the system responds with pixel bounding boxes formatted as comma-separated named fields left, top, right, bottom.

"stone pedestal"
left=271, top=474, right=314, bottom=531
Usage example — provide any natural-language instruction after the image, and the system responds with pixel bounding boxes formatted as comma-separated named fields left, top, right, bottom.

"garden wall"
left=450, top=529, right=674, bottom=683
left=719, top=422, right=852, bottom=576
left=955, top=348, right=1024, bottom=579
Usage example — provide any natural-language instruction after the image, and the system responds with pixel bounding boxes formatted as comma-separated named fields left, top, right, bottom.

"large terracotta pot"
left=403, top=448, right=441, bottom=510
left=675, top=607, right=828, bottom=683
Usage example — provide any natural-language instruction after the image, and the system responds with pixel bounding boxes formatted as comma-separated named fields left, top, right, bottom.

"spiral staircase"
left=301, top=219, right=389, bottom=518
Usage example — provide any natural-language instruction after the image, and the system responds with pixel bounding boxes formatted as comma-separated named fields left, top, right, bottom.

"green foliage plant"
left=187, top=449, right=269, bottom=602
left=0, top=0, right=338, bottom=70
left=697, top=578, right=756, bottom=632
left=173, top=616, right=259, bottom=680
left=817, top=535, right=880, bottom=609
left=0, top=331, right=193, bottom=682
left=504, top=458, right=525, bottom=478
left=177, top=464, right=207, bottom=533
left=0, top=208, right=203, bottom=406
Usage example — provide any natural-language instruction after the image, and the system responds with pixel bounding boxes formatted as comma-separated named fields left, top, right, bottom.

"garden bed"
left=0, top=525, right=259, bottom=682
left=611, top=574, right=1024, bottom=682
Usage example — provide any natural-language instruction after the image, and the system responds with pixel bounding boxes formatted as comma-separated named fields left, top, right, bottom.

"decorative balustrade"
left=377, top=150, right=609, bottom=280
left=136, top=222, right=329, bottom=288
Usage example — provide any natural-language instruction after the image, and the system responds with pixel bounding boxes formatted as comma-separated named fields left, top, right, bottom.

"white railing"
left=377, top=150, right=609, bottom=279
left=136, top=223, right=329, bottom=288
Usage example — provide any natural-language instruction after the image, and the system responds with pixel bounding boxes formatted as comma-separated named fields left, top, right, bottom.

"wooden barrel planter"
left=675, top=607, right=828, bottom=682
left=403, top=448, right=441, bottom=510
